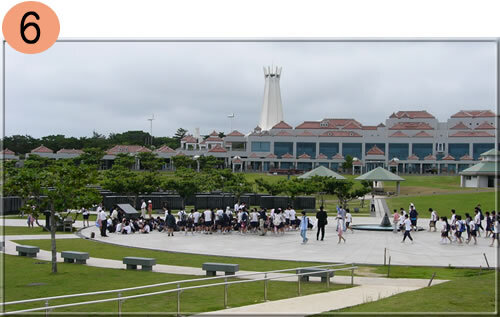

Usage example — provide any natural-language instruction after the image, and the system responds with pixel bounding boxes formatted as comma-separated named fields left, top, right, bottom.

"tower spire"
left=259, top=66, right=284, bottom=130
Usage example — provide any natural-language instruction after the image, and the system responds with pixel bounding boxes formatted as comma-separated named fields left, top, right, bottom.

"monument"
left=258, top=66, right=284, bottom=131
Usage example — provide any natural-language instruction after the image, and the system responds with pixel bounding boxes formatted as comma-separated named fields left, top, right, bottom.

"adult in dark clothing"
left=409, top=206, right=418, bottom=231
left=166, top=209, right=176, bottom=236
left=316, top=206, right=328, bottom=241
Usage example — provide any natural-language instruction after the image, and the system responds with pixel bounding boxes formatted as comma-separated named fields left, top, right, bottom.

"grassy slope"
left=1, top=226, right=74, bottom=235
left=3, top=254, right=350, bottom=314
left=386, top=191, right=498, bottom=215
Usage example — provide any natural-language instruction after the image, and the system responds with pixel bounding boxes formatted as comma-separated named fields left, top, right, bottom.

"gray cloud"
left=4, top=41, right=496, bottom=138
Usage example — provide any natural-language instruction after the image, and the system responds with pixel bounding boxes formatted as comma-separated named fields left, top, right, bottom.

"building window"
left=413, top=143, right=433, bottom=160
left=319, top=143, right=339, bottom=158
left=320, top=121, right=329, bottom=127
left=342, top=143, right=362, bottom=159
left=296, top=142, right=316, bottom=158
left=388, top=143, right=409, bottom=160
left=473, top=143, right=494, bottom=160
left=274, top=142, right=294, bottom=158
left=251, top=141, right=270, bottom=152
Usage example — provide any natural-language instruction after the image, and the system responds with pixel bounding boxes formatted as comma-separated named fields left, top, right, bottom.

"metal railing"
left=1, top=263, right=357, bottom=316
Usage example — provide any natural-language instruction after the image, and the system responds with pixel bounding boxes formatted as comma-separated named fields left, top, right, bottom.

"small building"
left=460, top=149, right=499, bottom=188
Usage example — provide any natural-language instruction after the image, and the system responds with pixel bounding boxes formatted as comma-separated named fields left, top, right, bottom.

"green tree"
left=341, top=155, right=354, bottom=171
left=280, top=178, right=305, bottom=202
left=137, top=152, right=163, bottom=172
left=77, top=147, right=105, bottom=167
left=255, top=177, right=284, bottom=196
left=172, top=155, right=195, bottom=169
left=45, top=162, right=101, bottom=273
left=173, top=128, right=188, bottom=148
left=113, top=153, right=136, bottom=169
left=163, top=168, right=201, bottom=208
left=323, top=178, right=371, bottom=208
left=218, top=169, right=252, bottom=200
left=199, top=155, right=220, bottom=170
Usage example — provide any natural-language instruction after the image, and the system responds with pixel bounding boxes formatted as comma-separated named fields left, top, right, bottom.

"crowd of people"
left=92, top=201, right=356, bottom=244
left=91, top=200, right=498, bottom=248
left=392, top=204, right=499, bottom=247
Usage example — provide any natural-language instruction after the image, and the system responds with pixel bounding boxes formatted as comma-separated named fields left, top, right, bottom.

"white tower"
left=259, top=66, right=284, bottom=131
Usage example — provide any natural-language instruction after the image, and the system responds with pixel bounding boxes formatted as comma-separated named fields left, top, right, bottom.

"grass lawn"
left=14, top=238, right=331, bottom=272
left=330, top=270, right=496, bottom=313
left=1, top=226, right=74, bottom=235
left=386, top=191, right=498, bottom=215
left=3, top=254, right=350, bottom=314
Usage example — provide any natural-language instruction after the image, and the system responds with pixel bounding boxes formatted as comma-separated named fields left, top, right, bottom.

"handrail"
left=1, top=262, right=352, bottom=306
left=2, top=265, right=357, bottom=315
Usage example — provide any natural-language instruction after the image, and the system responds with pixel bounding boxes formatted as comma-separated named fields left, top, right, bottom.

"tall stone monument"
left=259, top=66, right=284, bottom=131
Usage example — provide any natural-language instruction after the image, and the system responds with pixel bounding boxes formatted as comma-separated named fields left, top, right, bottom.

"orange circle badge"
left=2, top=1, right=60, bottom=54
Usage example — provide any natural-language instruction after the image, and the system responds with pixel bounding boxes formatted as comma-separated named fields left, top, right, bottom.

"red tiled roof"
left=209, top=130, right=219, bottom=136
left=156, top=145, right=176, bottom=153
left=450, top=122, right=470, bottom=130
left=460, top=154, right=473, bottom=160
left=413, top=131, right=433, bottom=137
left=107, top=145, right=151, bottom=155
left=208, top=144, right=227, bottom=153
left=389, top=131, right=409, bottom=138
left=232, top=158, right=243, bottom=164
left=298, top=153, right=311, bottom=159
left=388, top=159, right=399, bottom=166
left=442, top=154, right=455, bottom=160
left=281, top=153, right=294, bottom=159
left=389, top=122, right=433, bottom=130
left=266, top=153, right=277, bottom=159
left=451, top=110, right=495, bottom=118
left=205, top=136, right=223, bottom=142
left=352, top=160, right=363, bottom=166
left=227, top=130, right=245, bottom=137
left=449, top=131, right=494, bottom=137
left=332, top=153, right=344, bottom=160
left=272, top=121, right=293, bottom=129
left=1, top=148, right=15, bottom=155
left=297, top=130, right=316, bottom=137
left=407, top=154, right=419, bottom=160
left=319, top=130, right=362, bottom=137
left=475, top=121, right=495, bottom=130
left=342, top=121, right=362, bottom=129
left=181, top=135, right=198, bottom=143
left=424, top=154, right=436, bottom=160
left=275, top=130, right=293, bottom=136
left=31, top=145, right=53, bottom=153
left=249, top=153, right=260, bottom=159
left=316, top=153, right=328, bottom=159
left=296, top=118, right=362, bottom=129
left=362, top=126, right=378, bottom=130
left=389, top=111, right=435, bottom=119
left=366, top=145, right=385, bottom=155
left=57, top=148, right=84, bottom=154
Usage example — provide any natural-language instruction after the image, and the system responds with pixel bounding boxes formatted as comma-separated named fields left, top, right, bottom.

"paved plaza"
left=77, top=216, right=498, bottom=268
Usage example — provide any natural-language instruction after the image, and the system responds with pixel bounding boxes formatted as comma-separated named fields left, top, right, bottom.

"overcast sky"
left=3, top=41, right=497, bottom=138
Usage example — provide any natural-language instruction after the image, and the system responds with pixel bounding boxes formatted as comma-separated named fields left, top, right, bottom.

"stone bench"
left=296, top=267, right=335, bottom=282
left=16, top=245, right=40, bottom=257
left=61, top=251, right=90, bottom=264
left=123, top=257, right=156, bottom=271
left=202, top=262, right=239, bottom=276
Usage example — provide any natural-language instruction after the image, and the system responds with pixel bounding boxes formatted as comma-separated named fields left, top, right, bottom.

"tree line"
left=0, top=128, right=189, bottom=155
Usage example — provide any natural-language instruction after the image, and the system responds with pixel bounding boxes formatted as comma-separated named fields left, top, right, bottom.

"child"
left=439, top=216, right=451, bottom=244
left=490, top=214, right=499, bottom=247
left=336, top=214, right=346, bottom=244
left=468, top=215, right=478, bottom=245
left=299, top=211, right=309, bottom=244
left=429, top=208, right=438, bottom=232
left=401, top=214, right=413, bottom=243
left=455, top=215, right=465, bottom=244
left=485, top=211, right=492, bottom=238
left=345, top=209, right=353, bottom=233
left=392, top=209, right=400, bottom=233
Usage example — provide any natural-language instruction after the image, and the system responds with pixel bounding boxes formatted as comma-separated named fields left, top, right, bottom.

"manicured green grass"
left=386, top=191, right=498, bottom=215
left=3, top=254, right=350, bottom=314
left=15, top=238, right=330, bottom=272
left=330, top=271, right=495, bottom=313
left=0, top=226, right=74, bottom=235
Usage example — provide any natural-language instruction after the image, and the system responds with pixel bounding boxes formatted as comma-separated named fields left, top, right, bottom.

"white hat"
left=148, top=200, right=152, bottom=203
left=410, top=203, right=414, bottom=206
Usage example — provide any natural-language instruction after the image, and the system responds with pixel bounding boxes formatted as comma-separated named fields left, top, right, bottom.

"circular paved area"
left=79, top=216, right=498, bottom=268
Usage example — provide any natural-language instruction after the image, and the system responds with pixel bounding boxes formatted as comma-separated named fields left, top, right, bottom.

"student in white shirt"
left=203, top=209, right=213, bottom=234
left=284, top=207, right=291, bottom=230
left=234, top=202, right=240, bottom=212
left=429, top=208, right=438, bottom=232
left=216, top=208, right=224, bottom=232
left=250, top=209, right=259, bottom=232
left=401, top=214, right=413, bottom=243
left=490, top=215, right=499, bottom=247
left=345, top=209, right=353, bottom=233
left=474, top=210, right=482, bottom=237
left=140, top=200, right=147, bottom=218
left=450, top=209, right=457, bottom=241
left=289, top=208, right=297, bottom=230
left=177, top=209, right=187, bottom=234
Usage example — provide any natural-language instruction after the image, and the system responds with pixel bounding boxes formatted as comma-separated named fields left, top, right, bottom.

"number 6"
left=20, top=11, right=40, bottom=44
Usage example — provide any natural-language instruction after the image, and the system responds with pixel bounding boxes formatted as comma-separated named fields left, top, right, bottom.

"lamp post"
left=193, top=155, right=200, bottom=172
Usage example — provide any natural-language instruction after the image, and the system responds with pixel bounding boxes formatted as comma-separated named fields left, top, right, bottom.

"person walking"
left=409, top=205, right=418, bottom=231
left=299, top=211, right=309, bottom=244
left=392, top=209, right=400, bottom=233
left=336, top=213, right=346, bottom=244
left=370, top=194, right=376, bottom=213
left=439, top=216, right=452, bottom=244
left=429, top=208, right=438, bottom=232
left=98, top=207, right=108, bottom=237
left=316, top=206, right=327, bottom=241
left=490, top=214, right=499, bottom=247
left=474, top=209, right=482, bottom=237
left=401, top=214, right=413, bottom=243
left=147, top=200, right=153, bottom=219
left=345, top=209, right=353, bottom=233
left=165, top=209, right=176, bottom=236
